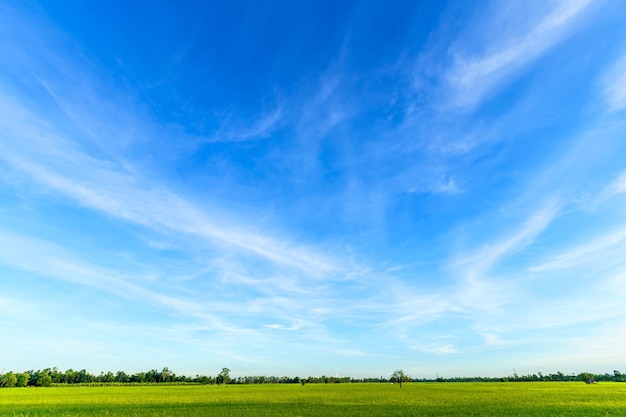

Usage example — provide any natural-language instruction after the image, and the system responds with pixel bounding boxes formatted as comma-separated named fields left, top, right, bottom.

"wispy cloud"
left=0, top=230, right=226, bottom=328
left=523, top=319, right=626, bottom=370
left=0, top=6, right=343, bottom=278
left=454, top=201, right=559, bottom=288
left=0, top=228, right=348, bottom=354
left=0, top=95, right=341, bottom=277
left=530, top=227, right=626, bottom=272
left=607, top=171, right=626, bottom=194
left=0, top=296, right=37, bottom=320
left=417, top=344, right=458, bottom=355
left=332, top=348, right=376, bottom=358
left=444, top=0, right=591, bottom=110
left=207, top=106, right=283, bottom=143
left=602, top=53, right=626, bottom=112
left=264, top=321, right=303, bottom=331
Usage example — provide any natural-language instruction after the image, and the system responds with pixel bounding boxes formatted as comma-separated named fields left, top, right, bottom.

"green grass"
left=0, top=383, right=624, bottom=416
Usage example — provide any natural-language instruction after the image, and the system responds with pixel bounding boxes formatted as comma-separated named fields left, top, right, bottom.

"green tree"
left=99, top=371, right=115, bottom=383
left=161, top=367, right=172, bottom=383
left=390, top=369, right=411, bottom=388
left=0, top=372, right=17, bottom=388
left=16, top=373, right=29, bottom=387
left=579, top=372, right=596, bottom=383
left=62, top=369, right=75, bottom=384
left=37, top=372, right=52, bottom=387
left=115, top=371, right=130, bottom=383
left=216, top=368, right=231, bottom=385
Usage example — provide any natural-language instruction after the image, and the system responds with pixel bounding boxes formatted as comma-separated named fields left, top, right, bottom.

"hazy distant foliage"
left=1, top=368, right=625, bottom=388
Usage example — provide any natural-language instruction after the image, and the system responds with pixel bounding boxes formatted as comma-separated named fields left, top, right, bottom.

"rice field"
left=0, top=382, right=624, bottom=416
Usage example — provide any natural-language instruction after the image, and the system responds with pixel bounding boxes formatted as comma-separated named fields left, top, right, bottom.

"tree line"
left=1, top=367, right=624, bottom=388
left=419, top=370, right=626, bottom=383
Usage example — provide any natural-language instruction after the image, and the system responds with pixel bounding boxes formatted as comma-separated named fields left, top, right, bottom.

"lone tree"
left=390, top=369, right=411, bottom=388
left=216, top=368, right=231, bottom=385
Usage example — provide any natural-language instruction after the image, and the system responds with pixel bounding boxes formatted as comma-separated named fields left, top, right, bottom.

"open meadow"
left=0, top=382, right=624, bottom=417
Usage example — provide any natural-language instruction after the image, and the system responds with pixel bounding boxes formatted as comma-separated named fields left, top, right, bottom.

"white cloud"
left=530, top=227, right=626, bottom=272
left=264, top=321, right=303, bottom=331
left=417, top=344, right=458, bottom=355
left=445, top=0, right=591, bottom=110
left=455, top=201, right=559, bottom=287
left=607, top=171, right=626, bottom=193
left=207, top=106, right=283, bottom=143
left=0, top=230, right=332, bottom=350
left=432, top=177, right=462, bottom=195
left=481, top=333, right=508, bottom=347
left=603, top=54, right=626, bottom=112
left=524, top=320, right=626, bottom=370
left=332, top=349, right=376, bottom=358
left=0, top=296, right=37, bottom=320
left=0, top=230, right=226, bottom=328
left=0, top=99, right=341, bottom=278
left=0, top=7, right=343, bottom=278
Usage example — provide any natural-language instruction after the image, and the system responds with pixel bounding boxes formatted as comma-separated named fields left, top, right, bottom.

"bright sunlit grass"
left=1, top=382, right=625, bottom=416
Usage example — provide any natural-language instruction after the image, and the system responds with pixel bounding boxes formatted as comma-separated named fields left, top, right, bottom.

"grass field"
left=0, top=382, right=624, bottom=416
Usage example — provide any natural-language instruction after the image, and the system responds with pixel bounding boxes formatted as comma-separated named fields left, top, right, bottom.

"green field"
left=1, top=383, right=624, bottom=416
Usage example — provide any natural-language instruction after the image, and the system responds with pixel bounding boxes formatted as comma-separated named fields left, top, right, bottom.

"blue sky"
left=1, top=0, right=626, bottom=379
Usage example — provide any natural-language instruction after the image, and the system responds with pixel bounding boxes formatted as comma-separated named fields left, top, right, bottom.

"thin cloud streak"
left=530, top=227, right=626, bottom=272
left=608, top=171, right=626, bottom=193
left=454, top=201, right=559, bottom=287
left=446, top=0, right=591, bottom=110
left=0, top=102, right=342, bottom=278
left=207, top=106, right=284, bottom=143
left=0, top=9, right=343, bottom=277
left=0, top=229, right=340, bottom=348
left=602, top=53, right=626, bottom=112
left=0, top=230, right=227, bottom=330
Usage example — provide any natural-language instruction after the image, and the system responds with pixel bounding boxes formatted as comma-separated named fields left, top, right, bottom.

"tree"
left=580, top=372, right=596, bottom=383
left=390, top=369, right=411, bottom=388
left=37, top=372, right=52, bottom=387
left=16, top=373, right=29, bottom=387
left=216, top=368, right=231, bottom=385
left=160, top=367, right=172, bottom=383
left=0, top=372, right=17, bottom=388
left=115, top=371, right=130, bottom=383
left=100, top=371, right=115, bottom=383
